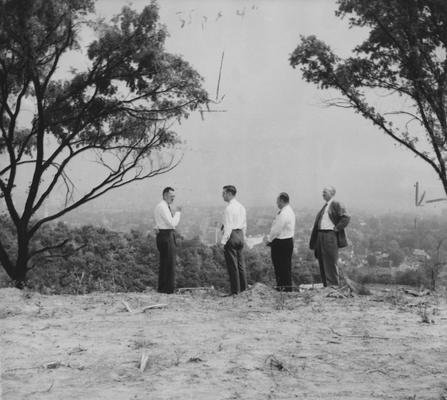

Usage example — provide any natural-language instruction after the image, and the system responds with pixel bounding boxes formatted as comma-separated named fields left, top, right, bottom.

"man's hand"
left=176, top=206, right=182, bottom=213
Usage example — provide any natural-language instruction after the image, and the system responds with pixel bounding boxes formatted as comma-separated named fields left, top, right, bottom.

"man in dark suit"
left=309, top=186, right=350, bottom=287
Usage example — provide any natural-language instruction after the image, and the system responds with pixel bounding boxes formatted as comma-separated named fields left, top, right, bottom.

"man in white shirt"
left=266, top=192, right=296, bottom=292
left=309, top=186, right=350, bottom=287
left=154, top=187, right=181, bottom=294
left=221, top=185, right=247, bottom=295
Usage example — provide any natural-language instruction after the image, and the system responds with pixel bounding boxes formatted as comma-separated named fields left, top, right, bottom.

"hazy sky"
left=8, top=0, right=447, bottom=214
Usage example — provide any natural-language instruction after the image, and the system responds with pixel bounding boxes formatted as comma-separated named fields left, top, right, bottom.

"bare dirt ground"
left=1, top=284, right=447, bottom=400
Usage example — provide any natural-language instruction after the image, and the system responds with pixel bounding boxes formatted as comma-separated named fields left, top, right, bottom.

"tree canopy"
left=290, top=0, right=447, bottom=195
left=0, top=0, right=208, bottom=285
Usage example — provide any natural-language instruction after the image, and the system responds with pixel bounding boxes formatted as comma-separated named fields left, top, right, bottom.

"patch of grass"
left=417, top=302, right=434, bottom=324
left=356, top=282, right=372, bottom=296
left=173, top=348, right=186, bottom=366
left=274, top=291, right=286, bottom=310
left=265, top=354, right=286, bottom=372
left=345, top=267, right=430, bottom=288
left=301, top=291, right=313, bottom=305
left=382, top=289, right=408, bottom=307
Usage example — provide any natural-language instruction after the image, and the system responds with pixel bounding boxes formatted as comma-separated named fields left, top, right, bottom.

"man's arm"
left=268, top=213, right=283, bottom=242
left=221, top=207, right=232, bottom=245
left=333, top=202, right=350, bottom=231
left=159, top=203, right=181, bottom=229
left=171, top=211, right=181, bottom=228
left=241, top=206, right=247, bottom=240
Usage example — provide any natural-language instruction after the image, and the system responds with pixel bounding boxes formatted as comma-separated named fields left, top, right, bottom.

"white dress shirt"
left=268, top=204, right=296, bottom=242
left=221, top=198, right=247, bottom=245
left=320, top=198, right=335, bottom=230
left=154, top=200, right=181, bottom=230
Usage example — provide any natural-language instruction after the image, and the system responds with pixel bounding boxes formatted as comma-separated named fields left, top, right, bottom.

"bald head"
left=322, top=186, right=336, bottom=202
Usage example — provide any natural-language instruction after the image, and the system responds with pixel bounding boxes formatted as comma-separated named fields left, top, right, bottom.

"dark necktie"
left=168, top=204, right=174, bottom=217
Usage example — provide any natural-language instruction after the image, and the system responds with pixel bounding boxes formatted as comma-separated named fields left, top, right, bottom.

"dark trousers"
left=315, top=231, right=339, bottom=286
left=224, top=229, right=247, bottom=294
left=156, top=230, right=176, bottom=294
left=271, top=238, right=294, bottom=292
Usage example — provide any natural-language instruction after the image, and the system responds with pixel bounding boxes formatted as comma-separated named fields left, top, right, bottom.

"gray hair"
left=324, top=186, right=336, bottom=196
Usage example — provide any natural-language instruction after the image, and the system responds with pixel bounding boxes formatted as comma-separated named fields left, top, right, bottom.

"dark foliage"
left=0, top=215, right=322, bottom=293
left=346, top=266, right=429, bottom=287
left=0, top=0, right=208, bottom=285
left=290, top=0, right=447, bottom=197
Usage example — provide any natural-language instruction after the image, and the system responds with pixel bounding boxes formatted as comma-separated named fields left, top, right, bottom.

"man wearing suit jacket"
left=309, top=186, right=350, bottom=287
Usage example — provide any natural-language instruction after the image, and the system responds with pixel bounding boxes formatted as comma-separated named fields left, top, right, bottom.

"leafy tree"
left=245, top=247, right=272, bottom=284
left=369, top=236, right=387, bottom=252
left=387, top=240, right=401, bottom=253
left=389, top=248, right=405, bottom=267
left=421, top=232, right=437, bottom=251
left=17, top=224, right=158, bottom=293
left=290, top=0, right=447, bottom=194
left=0, top=0, right=208, bottom=286
left=366, top=253, right=377, bottom=267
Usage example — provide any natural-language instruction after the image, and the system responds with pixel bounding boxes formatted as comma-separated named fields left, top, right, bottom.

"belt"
left=232, top=229, right=242, bottom=232
left=158, top=229, right=175, bottom=232
left=318, top=229, right=335, bottom=232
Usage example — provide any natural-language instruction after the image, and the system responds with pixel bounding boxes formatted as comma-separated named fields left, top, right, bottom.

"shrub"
left=345, top=266, right=430, bottom=287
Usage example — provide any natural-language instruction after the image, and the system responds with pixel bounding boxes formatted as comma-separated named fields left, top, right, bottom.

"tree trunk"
left=13, top=259, right=28, bottom=289
left=0, top=242, right=15, bottom=281
left=442, top=174, right=447, bottom=200
left=13, top=228, right=30, bottom=289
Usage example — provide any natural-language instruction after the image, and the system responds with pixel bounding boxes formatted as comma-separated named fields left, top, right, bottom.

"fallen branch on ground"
left=139, top=351, right=150, bottom=372
left=365, top=369, right=388, bottom=375
left=326, top=289, right=349, bottom=299
left=67, top=346, right=87, bottom=355
left=45, top=380, right=55, bottom=392
left=402, top=288, right=430, bottom=297
left=3, top=366, right=41, bottom=373
left=121, top=300, right=167, bottom=314
left=175, top=286, right=215, bottom=293
left=45, top=361, right=63, bottom=369
left=20, top=379, right=54, bottom=397
left=140, top=304, right=167, bottom=312
left=122, top=300, right=133, bottom=313
left=329, top=327, right=390, bottom=340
